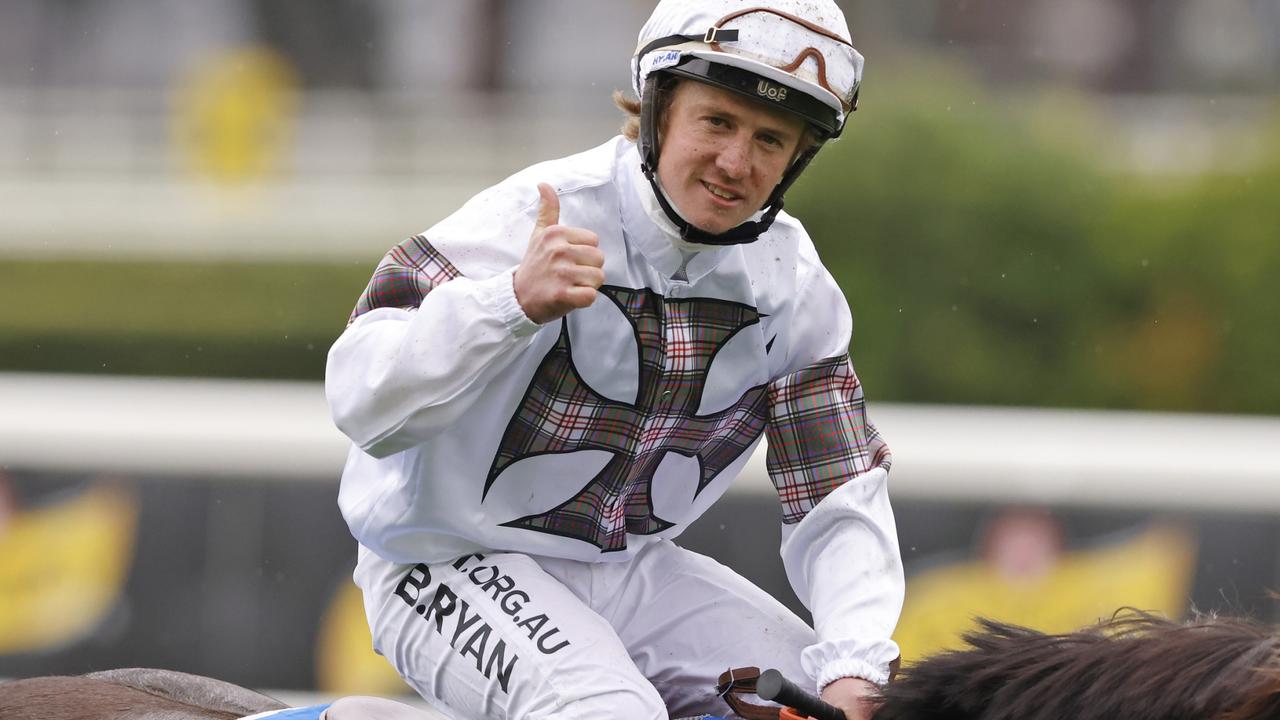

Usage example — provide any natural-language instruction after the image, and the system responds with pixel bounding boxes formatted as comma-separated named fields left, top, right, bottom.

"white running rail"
left=3, top=372, right=1279, bottom=511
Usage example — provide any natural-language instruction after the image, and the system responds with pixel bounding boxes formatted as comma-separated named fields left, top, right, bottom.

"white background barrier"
left=4, top=372, right=1280, bottom=511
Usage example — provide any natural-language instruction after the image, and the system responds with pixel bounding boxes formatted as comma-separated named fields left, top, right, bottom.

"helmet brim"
left=689, top=49, right=849, bottom=114
left=661, top=55, right=843, bottom=137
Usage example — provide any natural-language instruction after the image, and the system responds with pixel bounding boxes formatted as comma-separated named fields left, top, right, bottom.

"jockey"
left=325, top=1, right=903, bottom=718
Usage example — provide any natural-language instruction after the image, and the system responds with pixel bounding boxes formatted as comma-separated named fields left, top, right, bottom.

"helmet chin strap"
left=637, top=73, right=826, bottom=246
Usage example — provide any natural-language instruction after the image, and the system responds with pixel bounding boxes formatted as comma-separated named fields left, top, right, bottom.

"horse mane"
left=0, top=669, right=287, bottom=720
left=874, top=610, right=1280, bottom=720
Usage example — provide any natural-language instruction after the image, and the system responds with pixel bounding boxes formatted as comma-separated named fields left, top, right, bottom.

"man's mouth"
left=701, top=181, right=741, bottom=203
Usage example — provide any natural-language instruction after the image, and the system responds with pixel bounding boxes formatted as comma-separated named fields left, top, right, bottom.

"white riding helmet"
left=631, top=0, right=865, bottom=244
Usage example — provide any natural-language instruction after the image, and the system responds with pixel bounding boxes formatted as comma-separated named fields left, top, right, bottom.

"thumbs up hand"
left=513, top=183, right=605, bottom=324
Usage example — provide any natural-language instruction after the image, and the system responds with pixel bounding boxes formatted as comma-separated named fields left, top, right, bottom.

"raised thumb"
left=535, top=182, right=560, bottom=230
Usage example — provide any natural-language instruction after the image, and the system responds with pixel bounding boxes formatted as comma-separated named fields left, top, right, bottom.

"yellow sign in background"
left=895, top=514, right=1197, bottom=662
left=172, top=47, right=299, bottom=183
left=0, top=482, right=139, bottom=654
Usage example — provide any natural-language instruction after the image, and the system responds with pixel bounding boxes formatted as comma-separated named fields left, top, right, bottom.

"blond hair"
left=612, top=73, right=681, bottom=142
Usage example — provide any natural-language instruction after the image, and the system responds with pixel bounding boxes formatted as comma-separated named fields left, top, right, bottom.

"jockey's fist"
left=513, top=182, right=605, bottom=324
left=822, top=677, right=880, bottom=720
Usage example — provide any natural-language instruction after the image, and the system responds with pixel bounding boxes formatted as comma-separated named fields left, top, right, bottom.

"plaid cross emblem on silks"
left=484, top=286, right=771, bottom=552
left=348, top=236, right=891, bottom=550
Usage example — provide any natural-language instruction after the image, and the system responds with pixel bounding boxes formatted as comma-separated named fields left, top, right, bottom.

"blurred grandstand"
left=1, top=0, right=1276, bottom=260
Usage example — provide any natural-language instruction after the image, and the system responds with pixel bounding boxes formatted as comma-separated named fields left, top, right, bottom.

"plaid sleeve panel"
left=349, top=235, right=463, bottom=324
left=765, top=354, right=892, bottom=524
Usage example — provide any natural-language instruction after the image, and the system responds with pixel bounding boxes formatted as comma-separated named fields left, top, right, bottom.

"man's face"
left=656, top=79, right=808, bottom=236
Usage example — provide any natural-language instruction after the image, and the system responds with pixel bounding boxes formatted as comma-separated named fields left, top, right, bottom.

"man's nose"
left=715, top=134, right=751, bottom=180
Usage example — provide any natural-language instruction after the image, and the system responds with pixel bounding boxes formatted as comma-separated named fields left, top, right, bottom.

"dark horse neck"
left=873, top=612, right=1280, bottom=720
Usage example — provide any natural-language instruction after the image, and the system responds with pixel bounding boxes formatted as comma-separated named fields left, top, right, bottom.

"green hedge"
left=788, top=68, right=1280, bottom=414
left=0, top=260, right=371, bottom=380
left=2, top=68, right=1277, bottom=414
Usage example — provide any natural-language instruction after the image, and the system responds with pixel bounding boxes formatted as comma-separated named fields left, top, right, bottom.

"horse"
left=5, top=611, right=1278, bottom=720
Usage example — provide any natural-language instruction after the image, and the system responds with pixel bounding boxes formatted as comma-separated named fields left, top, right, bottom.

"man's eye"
left=760, top=134, right=782, bottom=148
left=706, top=116, right=728, bottom=127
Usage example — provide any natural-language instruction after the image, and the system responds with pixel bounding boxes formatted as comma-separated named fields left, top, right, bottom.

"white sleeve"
left=767, top=256, right=904, bottom=690
left=781, top=469, right=903, bottom=689
left=325, top=266, right=540, bottom=458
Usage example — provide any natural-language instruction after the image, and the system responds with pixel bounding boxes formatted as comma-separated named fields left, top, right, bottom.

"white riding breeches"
left=354, top=540, right=815, bottom=720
